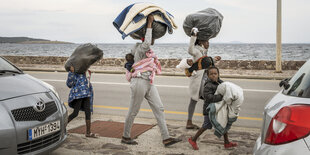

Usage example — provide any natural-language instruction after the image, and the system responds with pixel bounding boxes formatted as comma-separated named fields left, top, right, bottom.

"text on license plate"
left=28, top=121, right=60, bottom=140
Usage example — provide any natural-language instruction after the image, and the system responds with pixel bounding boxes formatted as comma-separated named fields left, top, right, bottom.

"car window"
left=0, top=57, right=20, bottom=72
left=283, top=59, right=310, bottom=98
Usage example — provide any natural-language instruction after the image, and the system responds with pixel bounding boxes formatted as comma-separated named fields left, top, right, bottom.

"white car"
left=253, top=59, right=310, bottom=154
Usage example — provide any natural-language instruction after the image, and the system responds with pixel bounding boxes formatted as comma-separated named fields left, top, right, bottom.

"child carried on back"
left=124, top=53, right=135, bottom=73
left=177, top=56, right=220, bottom=77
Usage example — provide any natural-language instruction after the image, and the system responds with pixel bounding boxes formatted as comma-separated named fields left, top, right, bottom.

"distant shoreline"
left=0, top=41, right=73, bottom=44
left=18, top=41, right=73, bottom=44
left=0, top=37, right=73, bottom=44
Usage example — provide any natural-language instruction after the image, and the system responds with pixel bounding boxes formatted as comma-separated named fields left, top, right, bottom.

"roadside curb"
left=20, top=67, right=289, bottom=80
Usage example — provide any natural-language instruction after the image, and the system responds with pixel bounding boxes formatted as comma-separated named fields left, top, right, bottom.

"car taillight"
left=265, top=104, right=310, bottom=145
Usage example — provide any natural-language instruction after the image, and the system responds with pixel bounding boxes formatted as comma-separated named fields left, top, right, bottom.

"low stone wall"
left=2, top=55, right=305, bottom=70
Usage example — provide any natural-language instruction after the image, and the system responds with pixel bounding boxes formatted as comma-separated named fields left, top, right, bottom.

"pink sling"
left=126, top=49, right=161, bottom=84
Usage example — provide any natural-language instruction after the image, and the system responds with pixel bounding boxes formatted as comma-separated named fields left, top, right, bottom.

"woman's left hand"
left=214, top=56, right=221, bottom=61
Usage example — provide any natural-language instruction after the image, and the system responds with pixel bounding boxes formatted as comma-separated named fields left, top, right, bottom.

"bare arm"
left=138, top=15, right=154, bottom=53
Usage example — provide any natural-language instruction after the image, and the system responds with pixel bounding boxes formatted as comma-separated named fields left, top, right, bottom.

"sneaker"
left=163, top=138, right=182, bottom=147
left=121, top=137, right=138, bottom=145
left=188, top=137, right=199, bottom=150
left=224, top=142, right=238, bottom=148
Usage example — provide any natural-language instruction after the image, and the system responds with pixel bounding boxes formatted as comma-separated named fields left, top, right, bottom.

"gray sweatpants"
left=123, top=78, right=170, bottom=140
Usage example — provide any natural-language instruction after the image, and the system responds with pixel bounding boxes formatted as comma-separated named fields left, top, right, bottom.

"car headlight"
left=0, top=104, right=15, bottom=148
left=41, top=81, right=68, bottom=127
left=41, top=81, right=61, bottom=101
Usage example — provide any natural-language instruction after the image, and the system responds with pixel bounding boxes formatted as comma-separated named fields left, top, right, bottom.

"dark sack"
left=65, top=43, right=103, bottom=74
left=130, top=21, right=167, bottom=40
left=183, top=8, right=223, bottom=41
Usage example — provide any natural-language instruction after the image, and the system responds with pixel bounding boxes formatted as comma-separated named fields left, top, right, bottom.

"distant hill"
left=0, top=37, right=72, bottom=44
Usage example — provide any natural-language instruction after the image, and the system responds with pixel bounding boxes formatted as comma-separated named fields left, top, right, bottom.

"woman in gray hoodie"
left=121, top=14, right=181, bottom=147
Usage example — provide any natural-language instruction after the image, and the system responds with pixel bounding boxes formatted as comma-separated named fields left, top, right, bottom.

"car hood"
left=0, top=74, right=49, bottom=101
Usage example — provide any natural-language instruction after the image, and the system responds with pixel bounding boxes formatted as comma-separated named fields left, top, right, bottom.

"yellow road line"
left=64, top=103, right=262, bottom=121
left=237, top=116, right=262, bottom=121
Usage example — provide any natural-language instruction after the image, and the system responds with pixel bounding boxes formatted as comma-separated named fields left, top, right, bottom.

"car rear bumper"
left=253, top=136, right=310, bottom=155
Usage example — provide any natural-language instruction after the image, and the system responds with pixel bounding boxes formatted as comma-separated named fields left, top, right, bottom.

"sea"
left=0, top=43, right=309, bottom=61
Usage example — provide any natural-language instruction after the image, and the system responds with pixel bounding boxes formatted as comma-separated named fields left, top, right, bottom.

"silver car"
left=253, top=59, right=310, bottom=154
left=0, top=56, right=67, bottom=154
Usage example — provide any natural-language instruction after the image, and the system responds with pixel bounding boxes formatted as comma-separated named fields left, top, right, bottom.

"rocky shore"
left=3, top=55, right=300, bottom=80
left=3, top=55, right=305, bottom=70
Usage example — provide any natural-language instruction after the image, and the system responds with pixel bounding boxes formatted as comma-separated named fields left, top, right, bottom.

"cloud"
left=206, top=0, right=275, bottom=13
left=0, top=0, right=124, bottom=15
left=0, top=0, right=309, bottom=43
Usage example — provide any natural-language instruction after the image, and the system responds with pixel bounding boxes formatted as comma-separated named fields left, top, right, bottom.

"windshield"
left=0, top=57, right=21, bottom=73
left=283, top=59, right=310, bottom=98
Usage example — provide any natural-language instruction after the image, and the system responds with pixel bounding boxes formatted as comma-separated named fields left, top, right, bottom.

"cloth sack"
left=65, top=43, right=103, bottom=74
left=183, top=8, right=223, bottom=41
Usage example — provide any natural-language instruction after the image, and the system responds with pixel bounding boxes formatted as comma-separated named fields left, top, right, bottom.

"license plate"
left=28, top=121, right=60, bottom=140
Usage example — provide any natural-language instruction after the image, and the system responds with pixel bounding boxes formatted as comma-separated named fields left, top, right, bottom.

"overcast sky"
left=0, top=0, right=309, bottom=43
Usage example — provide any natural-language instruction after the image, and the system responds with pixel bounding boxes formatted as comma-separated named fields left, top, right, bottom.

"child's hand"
left=214, top=56, right=221, bottom=61
left=70, top=66, right=75, bottom=72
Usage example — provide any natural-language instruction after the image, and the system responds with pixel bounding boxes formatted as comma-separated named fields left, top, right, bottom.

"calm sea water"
left=0, top=43, right=309, bottom=61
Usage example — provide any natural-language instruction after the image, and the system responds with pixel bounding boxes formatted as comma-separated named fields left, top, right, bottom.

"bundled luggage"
left=183, top=8, right=223, bottom=41
left=113, top=3, right=177, bottom=40
left=65, top=43, right=103, bottom=74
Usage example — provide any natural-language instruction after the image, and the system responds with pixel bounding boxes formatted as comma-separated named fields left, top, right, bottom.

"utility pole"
left=276, top=0, right=282, bottom=73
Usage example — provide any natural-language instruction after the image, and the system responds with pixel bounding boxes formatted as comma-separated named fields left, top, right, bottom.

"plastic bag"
left=183, top=8, right=223, bottom=41
left=65, top=43, right=103, bottom=74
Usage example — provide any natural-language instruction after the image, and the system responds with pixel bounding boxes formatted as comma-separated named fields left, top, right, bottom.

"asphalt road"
left=26, top=71, right=282, bottom=128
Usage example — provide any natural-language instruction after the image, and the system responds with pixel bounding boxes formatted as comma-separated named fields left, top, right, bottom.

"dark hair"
left=125, top=53, right=134, bottom=62
left=195, top=39, right=208, bottom=46
left=206, top=66, right=220, bottom=76
left=194, top=39, right=200, bottom=46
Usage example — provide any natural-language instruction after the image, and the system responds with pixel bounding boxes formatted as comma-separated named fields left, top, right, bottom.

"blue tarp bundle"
left=113, top=3, right=177, bottom=39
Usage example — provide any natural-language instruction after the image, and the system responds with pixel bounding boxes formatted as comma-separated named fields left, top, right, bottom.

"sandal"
left=186, top=124, right=200, bottom=130
left=85, top=133, right=98, bottom=138
left=121, top=137, right=138, bottom=145
left=188, top=137, right=199, bottom=150
left=224, top=142, right=238, bottom=149
left=163, top=138, right=181, bottom=147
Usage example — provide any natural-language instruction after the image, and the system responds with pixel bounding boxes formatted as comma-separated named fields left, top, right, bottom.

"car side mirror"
left=279, top=78, right=290, bottom=90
